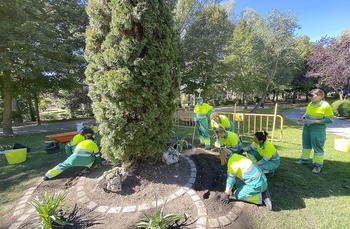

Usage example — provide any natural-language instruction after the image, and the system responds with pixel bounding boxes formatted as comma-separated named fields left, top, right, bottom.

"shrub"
left=338, top=100, right=350, bottom=118
left=39, top=98, right=53, bottom=111
left=85, top=1, right=179, bottom=163
left=331, top=100, right=344, bottom=116
left=331, top=100, right=350, bottom=117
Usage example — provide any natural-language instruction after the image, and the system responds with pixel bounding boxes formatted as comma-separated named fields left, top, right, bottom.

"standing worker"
left=44, top=128, right=100, bottom=180
left=210, top=112, right=235, bottom=148
left=220, top=144, right=272, bottom=211
left=242, top=131, right=280, bottom=177
left=193, top=96, right=215, bottom=149
left=296, top=89, right=334, bottom=174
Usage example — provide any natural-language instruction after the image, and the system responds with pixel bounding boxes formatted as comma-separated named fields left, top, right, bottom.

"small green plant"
left=172, top=138, right=189, bottom=152
left=135, top=198, right=185, bottom=229
left=30, top=191, right=73, bottom=229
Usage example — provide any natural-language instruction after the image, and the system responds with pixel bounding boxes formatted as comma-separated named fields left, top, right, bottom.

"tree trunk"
left=243, top=92, right=248, bottom=109
left=305, top=90, right=309, bottom=102
left=292, top=89, right=296, bottom=104
left=34, top=94, right=41, bottom=125
left=275, top=91, right=279, bottom=104
left=252, top=78, right=272, bottom=113
left=272, top=90, right=276, bottom=102
left=12, top=98, right=23, bottom=123
left=28, top=99, right=36, bottom=121
left=2, top=72, right=14, bottom=135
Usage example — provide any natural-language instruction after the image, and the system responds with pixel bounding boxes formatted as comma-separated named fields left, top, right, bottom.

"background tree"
left=0, top=0, right=87, bottom=135
left=180, top=3, right=234, bottom=100
left=85, top=0, right=179, bottom=163
left=307, top=35, right=350, bottom=98
left=174, top=0, right=228, bottom=34
left=223, top=9, right=299, bottom=110
left=61, top=87, right=92, bottom=118
left=223, top=10, right=264, bottom=108
left=246, top=9, right=299, bottom=112
left=290, top=35, right=315, bottom=103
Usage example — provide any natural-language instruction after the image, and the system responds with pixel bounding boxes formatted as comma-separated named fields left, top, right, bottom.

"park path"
left=282, top=107, right=350, bottom=138
left=1, top=108, right=349, bottom=138
left=0, top=119, right=95, bottom=136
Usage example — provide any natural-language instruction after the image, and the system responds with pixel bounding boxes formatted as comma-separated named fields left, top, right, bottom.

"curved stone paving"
left=9, top=153, right=243, bottom=229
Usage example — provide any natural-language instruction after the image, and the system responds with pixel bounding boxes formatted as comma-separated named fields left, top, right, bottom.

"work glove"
left=238, top=149, right=245, bottom=155
left=221, top=193, right=230, bottom=205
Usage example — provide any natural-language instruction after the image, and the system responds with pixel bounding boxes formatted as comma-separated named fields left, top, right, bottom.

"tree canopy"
left=0, top=0, right=87, bottom=134
left=180, top=3, right=233, bottom=99
left=307, top=35, right=350, bottom=92
left=85, top=0, right=179, bottom=163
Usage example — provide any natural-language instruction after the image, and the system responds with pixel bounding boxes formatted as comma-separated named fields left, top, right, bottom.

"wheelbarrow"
left=44, top=131, right=79, bottom=154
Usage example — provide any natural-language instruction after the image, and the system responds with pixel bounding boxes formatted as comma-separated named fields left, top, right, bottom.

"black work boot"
left=262, top=189, right=273, bottom=211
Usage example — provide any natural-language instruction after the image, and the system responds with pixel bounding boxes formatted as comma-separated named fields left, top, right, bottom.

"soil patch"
left=4, top=148, right=259, bottom=229
left=83, top=156, right=191, bottom=206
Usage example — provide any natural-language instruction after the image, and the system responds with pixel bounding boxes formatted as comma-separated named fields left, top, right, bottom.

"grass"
left=0, top=131, right=69, bottom=217
left=259, top=117, right=350, bottom=228
left=177, top=103, right=350, bottom=228
left=1, top=103, right=350, bottom=228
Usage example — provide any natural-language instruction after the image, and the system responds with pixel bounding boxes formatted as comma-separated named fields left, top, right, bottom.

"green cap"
left=196, top=97, right=203, bottom=102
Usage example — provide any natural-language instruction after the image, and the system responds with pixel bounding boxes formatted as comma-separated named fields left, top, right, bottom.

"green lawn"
left=1, top=104, right=350, bottom=228
left=176, top=104, right=350, bottom=228
left=0, top=131, right=69, bottom=217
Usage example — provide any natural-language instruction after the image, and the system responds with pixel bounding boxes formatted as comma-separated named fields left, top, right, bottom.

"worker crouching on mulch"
left=216, top=127, right=273, bottom=211
left=44, top=128, right=101, bottom=180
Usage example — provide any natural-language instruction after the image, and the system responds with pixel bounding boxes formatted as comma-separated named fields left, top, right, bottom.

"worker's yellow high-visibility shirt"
left=219, top=131, right=240, bottom=148
left=194, top=103, right=214, bottom=119
left=71, top=134, right=85, bottom=146
left=249, top=141, right=276, bottom=159
left=305, top=100, right=334, bottom=119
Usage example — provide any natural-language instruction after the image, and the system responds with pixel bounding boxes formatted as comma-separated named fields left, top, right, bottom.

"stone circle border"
left=8, top=152, right=243, bottom=229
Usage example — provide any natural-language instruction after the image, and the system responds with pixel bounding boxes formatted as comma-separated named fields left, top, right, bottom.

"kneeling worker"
left=218, top=127, right=272, bottom=210
left=242, top=131, right=280, bottom=177
left=44, top=128, right=100, bottom=180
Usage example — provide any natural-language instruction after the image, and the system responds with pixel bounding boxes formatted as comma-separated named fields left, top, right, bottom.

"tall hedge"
left=84, top=0, right=179, bottom=163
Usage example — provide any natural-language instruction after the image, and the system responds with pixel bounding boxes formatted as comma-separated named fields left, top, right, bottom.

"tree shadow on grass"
left=187, top=148, right=350, bottom=212
left=269, top=156, right=350, bottom=212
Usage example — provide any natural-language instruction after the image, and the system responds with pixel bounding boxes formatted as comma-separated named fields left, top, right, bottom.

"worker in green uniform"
left=215, top=127, right=243, bottom=164
left=44, top=128, right=100, bottom=180
left=219, top=140, right=272, bottom=210
left=210, top=112, right=235, bottom=148
left=242, top=131, right=280, bottom=177
left=193, top=96, right=215, bottom=149
left=65, top=126, right=101, bottom=156
left=296, top=89, right=334, bottom=174
left=65, top=129, right=87, bottom=156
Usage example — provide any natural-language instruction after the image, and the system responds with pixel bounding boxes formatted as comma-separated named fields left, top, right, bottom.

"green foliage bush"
left=331, top=100, right=343, bottom=116
left=331, top=100, right=350, bottom=117
left=338, top=100, right=350, bottom=118
left=39, top=98, right=53, bottom=111
left=85, top=1, right=179, bottom=163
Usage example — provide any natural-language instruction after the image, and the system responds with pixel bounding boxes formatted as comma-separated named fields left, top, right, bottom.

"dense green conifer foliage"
left=85, top=0, right=179, bottom=163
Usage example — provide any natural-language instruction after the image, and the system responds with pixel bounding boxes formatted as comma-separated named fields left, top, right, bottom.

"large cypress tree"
left=85, top=0, right=179, bottom=163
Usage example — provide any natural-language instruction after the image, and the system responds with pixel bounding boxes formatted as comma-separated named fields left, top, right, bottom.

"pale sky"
left=229, top=0, right=350, bottom=42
